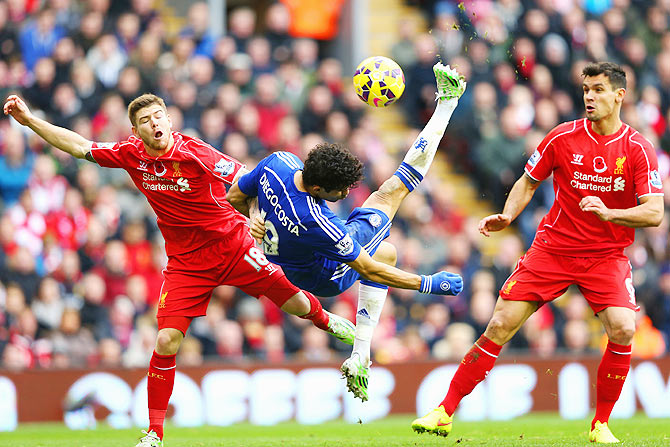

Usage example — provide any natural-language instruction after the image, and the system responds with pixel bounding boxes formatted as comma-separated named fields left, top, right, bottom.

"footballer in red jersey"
left=412, top=62, right=664, bottom=443
left=4, top=93, right=355, bottom=447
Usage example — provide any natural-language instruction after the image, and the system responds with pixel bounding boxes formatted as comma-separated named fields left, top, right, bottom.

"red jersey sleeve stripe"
left=628, top=131, right=654, bottom=195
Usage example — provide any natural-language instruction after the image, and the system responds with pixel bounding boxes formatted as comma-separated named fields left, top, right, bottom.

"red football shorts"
left=156, top=231, right=300, bottom=333
left=499, top=246, right=639, bottom=314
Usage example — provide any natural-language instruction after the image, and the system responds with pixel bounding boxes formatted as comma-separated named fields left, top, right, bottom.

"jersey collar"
left=584, top=119, right=629, bottom=146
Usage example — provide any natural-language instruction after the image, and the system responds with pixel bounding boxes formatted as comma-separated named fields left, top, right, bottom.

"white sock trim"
left=474, top=342, right=498, bottom=359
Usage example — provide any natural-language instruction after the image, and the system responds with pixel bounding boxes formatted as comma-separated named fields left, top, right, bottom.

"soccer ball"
left=353, top=56, right=405, bottom=107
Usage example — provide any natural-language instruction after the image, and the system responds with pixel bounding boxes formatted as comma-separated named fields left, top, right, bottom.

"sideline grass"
left=1, top=413, right=668, bottom=447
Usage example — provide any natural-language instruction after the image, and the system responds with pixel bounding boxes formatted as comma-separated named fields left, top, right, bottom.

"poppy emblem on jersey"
left=528, top=150, right=540, bottom=167
left=368, top=213, right=382, bottom=228
left=440, top=281, right=451, bottom=292
left=650, top=170, right=662, bottom=189
left=215, top=159, right=235, bottom=177
left=154, top=161, right=167, bottom=177
left=593, top=156, right=607, bottom=173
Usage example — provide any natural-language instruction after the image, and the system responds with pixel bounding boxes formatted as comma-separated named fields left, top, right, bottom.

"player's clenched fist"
left=478, top=213, right=512, bottom=236
left=3, top=95, right=33, bottom=126
left=249, top=213, right=266, bottom=244
left=419, top=271, right=463, bottom=295
left=579, top=195, right=611, bottom=221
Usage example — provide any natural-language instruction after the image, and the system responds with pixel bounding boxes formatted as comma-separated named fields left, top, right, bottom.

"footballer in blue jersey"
left=228, top=62, right=467, bottom=402
left=236, top=150, right=392, bottom=297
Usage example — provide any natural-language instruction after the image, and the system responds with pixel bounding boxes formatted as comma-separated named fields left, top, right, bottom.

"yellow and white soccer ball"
left=353, top=56, right=405, bottom=107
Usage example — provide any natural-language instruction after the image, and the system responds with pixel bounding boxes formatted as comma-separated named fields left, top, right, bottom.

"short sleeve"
left=238, top=157, right=271, bottom=197
left=89, top=141, right=124, bottom=168
left=309, top=207, right=363, bottom=263
left=187, top=139, right=245, bottom=185
left=524, top=125, right=562, bottom=182
left=630, top=133, right=664, bottom=197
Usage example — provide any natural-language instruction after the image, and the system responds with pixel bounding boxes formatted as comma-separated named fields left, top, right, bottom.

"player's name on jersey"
left=260, top=172, right=301, bottom=236
left=571, top=171, right=625, bottom=192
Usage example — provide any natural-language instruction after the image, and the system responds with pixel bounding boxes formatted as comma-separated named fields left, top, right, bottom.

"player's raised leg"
left=589, top=306, right=635, bottom=443
left=361, top=62, right=466, bottom=220
left=412, top=298, right=535, bottom=437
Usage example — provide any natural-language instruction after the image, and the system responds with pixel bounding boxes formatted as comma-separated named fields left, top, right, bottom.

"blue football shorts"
left=312, top=207, right=392, bottom=297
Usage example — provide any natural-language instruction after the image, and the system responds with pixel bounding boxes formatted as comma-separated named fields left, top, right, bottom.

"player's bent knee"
left=484, top=316, right=517, bottom=345
left=155, top=328, right=183, bottom=355
left=372, top=242, right=397, bottom=266
left=608, top=324, right=635, bottom=345
left=281, top=293, right=311, bottom=316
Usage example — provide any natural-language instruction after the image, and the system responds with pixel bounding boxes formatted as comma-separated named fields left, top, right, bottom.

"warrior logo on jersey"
left=614, top=157, right=626, bottom=174
left=335, top=234, right=354, bottom=256
left=593, top=156, right=607, bottom=173
left=154, top=161, right=167, bottom=177
left=368, top=213, right=382, bottom=228
left=528, top=150, right=541, bottom=167
left=138, top=160, right=148, bottom=172
left=215, top=158, right=235, bottom=177
left=650, top=170, right=662, bottom=189
left=571, top=154, right=584, bottom=165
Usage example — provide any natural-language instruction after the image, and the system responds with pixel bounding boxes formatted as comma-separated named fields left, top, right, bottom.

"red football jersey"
left=525, top=119, right=664, bottom=256
left=90, top=132, right=247, bottom=256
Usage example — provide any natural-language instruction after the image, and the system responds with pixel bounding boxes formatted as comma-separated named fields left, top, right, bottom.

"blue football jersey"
left=237, top=152, right=363, bottom=293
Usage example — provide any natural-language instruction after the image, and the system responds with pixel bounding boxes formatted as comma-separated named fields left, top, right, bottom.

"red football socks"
left=440, top=335, right=502, bottom=415
left=592, top=341, right=632, bottom=429
left=298, top=291, right=330, bottom=331
left=147, top=351, right=176, bottom=440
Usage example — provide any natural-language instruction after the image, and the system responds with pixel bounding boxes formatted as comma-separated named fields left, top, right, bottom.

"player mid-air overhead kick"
left=227, top=62, right=467, bottom=402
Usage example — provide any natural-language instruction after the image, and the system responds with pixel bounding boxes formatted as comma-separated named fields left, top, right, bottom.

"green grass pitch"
left=1, top=414, right=668, bottom=447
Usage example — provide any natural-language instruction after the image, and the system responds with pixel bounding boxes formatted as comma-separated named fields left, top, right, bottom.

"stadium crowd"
left=0, top=0, right=669, bottom=372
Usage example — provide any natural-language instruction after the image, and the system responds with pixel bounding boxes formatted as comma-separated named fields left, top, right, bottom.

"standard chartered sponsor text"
left=571, top=171, right=613, bottom=192
left=143, top=182, right=179, bottom=191
left=260, top=172, right=300, bottom=236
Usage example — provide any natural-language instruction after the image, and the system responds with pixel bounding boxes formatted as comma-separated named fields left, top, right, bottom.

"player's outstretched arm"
left=226, top=182, right=251, bottom=217
left=3, top=95, right=93, bottom=159
left=346, top=249, right=463, bottom=296
left=479, top=173, right=541, bottom=236
left=579, top=195, right=664, bottom=227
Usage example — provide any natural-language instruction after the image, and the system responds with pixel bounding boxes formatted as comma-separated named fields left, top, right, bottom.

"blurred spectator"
left=19, top=8, right=66, bottom=71
left=0, top=127, right=34, bottom=208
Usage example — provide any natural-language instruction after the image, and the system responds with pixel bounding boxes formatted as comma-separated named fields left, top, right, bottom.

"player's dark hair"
left=302, top=143, right=364, bottom=192
left=582, top=62, right=626, bottom=90
left=128, top=93, right=167, bottom=127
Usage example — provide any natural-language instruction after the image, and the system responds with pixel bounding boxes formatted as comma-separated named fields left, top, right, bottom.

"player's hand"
left=579, top=195, right=610, bottom=221
left=478, top=213, right=512, bottom=236
left=420, top=272, right=463, bottom=296
left=249, top=213, right=266, bottom=244
left=3, top=95, right=33, bottom=126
